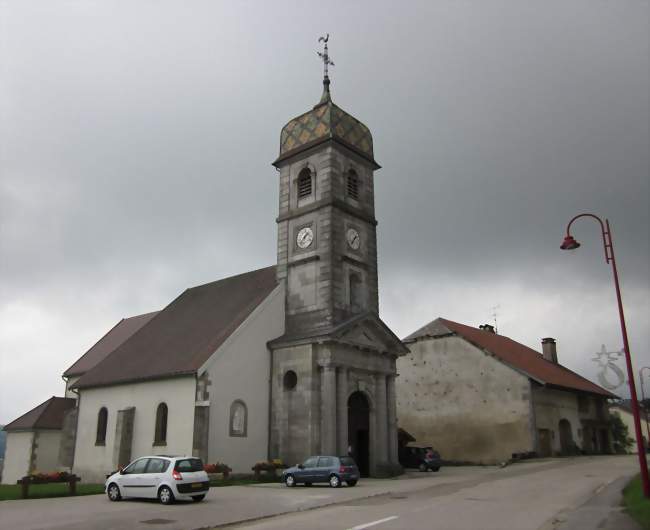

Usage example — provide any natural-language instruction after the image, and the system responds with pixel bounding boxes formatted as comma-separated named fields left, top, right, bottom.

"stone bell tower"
left=269, top=36, right=407, bottom=476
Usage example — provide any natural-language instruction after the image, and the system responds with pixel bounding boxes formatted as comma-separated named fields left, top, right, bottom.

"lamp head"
left=560, top=235, right=580, bottom=250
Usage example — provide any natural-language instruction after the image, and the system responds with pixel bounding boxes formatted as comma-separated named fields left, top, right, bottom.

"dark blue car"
left=282, top=456, right=360, bottom=488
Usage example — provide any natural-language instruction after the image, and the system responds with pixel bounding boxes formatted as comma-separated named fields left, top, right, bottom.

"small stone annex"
left=396, top=318, right=617, bottom=465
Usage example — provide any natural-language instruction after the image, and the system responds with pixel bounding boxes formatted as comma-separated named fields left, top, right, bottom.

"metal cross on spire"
left=317, top=34, right=334, bottom=104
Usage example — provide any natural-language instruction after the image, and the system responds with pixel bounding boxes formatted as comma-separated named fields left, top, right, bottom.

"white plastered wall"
left=73, top=376, right=196, bottom=482
left=204, top=284, right=285, bottom=473
left=2, top=432, right=33, bottom=484
left=33, top=431, right=62, bottom=473
left=396, top=335, right=534, bottom=464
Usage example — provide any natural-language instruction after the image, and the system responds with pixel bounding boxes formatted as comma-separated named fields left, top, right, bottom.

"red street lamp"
left=639, top=367, right=650, bottom=449
left=561, top=213, right=650, bottom=497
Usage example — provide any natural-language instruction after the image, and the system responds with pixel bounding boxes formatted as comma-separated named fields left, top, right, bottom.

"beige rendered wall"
left=204, top=284, right=285, bottom=473
left=73, top=376, right=196, bottom=482
left=2, top=432, right=33, bottom=484
left=396, top=335, right=534, bottom=464
left=532, top=387, right=581, bottom=453
left=33, top=431, right=62, bottom=473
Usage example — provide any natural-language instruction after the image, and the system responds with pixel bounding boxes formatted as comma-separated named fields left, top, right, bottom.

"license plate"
left=191, top=483, right=202, bottom=489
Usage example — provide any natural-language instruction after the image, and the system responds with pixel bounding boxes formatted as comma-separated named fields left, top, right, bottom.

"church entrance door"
left=348, top=391, right=370, bottom=477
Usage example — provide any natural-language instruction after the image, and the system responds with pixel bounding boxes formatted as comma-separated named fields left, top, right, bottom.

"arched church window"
left=96, top=407, right=108, bottom=445
left=347, top=169, right=359, bottom=200
left=154, top=402, right=168, bottom=445
left=297, top=168, right=312, bottom=199
left=229, top=400, right=248, bottom=437
left=349, top=272, right=363, bottom=311
left=283, top=370, right=297, bottom=390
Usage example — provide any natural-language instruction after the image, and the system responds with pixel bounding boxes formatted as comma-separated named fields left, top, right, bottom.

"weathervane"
left=592, top=343, right=625, bottom=390
left=317, top=34, right=334, bottom=80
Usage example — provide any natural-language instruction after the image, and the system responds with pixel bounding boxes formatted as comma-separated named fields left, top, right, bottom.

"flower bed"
left=204, top=462, right=231, bottom=480
left=251, top=460, right=287, bottom=480
left=17, top=472, right=80, bottom=499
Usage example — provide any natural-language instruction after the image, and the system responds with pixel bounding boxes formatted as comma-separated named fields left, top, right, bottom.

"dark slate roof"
left=4, top=397, right=76, bottom=431
left=404, top=317, right=616, bottom=398
left=73, top=266, right=278, bottom=389
left=63, top=311, right=159, bottom=377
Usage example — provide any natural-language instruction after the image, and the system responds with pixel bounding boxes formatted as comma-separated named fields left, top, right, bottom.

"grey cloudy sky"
left=1, top=1, right=648, bottom=424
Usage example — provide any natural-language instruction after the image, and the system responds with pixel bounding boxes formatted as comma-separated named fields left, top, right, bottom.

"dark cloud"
left=1, top=1, right=648, bottom=421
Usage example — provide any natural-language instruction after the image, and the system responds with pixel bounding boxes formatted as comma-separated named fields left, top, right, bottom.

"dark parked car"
left=398, top=446, right=441, bottom=472
left=281, top=455, right=359, bottom=488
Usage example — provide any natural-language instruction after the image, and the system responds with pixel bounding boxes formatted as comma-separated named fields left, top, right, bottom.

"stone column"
left=374, top=373, right=388, bottom=465
left=337, top=367, right=349, bottom=455
left=321, top=365, right=338, bottom=454
left=386, top=375, right=399, bottom=465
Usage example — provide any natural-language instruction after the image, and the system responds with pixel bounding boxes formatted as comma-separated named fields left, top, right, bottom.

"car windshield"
left=174, top=458, right=203, bottom=472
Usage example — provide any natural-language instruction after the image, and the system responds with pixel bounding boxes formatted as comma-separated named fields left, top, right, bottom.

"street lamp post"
left=639, top=367, right=650, bottom=448
left=560, top=213, right=650, bottom=498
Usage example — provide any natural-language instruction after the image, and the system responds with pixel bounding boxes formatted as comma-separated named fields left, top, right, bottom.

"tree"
left=610, top=413, right=634, bottom=454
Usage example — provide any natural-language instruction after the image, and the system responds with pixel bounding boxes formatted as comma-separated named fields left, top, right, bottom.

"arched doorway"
left=559, top=419, right=574, bottom=455
left=348, top=391, right=370, bottom=477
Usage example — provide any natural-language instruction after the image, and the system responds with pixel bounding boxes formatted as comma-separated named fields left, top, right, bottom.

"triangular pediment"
left=330, top=313, right=409, bottom=356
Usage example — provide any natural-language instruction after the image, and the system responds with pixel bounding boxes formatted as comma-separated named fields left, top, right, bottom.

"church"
left=2, top=41, right=408, bottom=484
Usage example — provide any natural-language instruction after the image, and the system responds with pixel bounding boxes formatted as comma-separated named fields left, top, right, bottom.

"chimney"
left=479, top=324, right=496, bottom=334
left=542, top=337, right=558, bottom=363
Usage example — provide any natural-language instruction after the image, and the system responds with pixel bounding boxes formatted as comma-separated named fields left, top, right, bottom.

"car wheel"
left=192, top=495, right=205, bottom=502
left=158, top=485, right=175, bottom=505
left=347, top=480, right=358, bottom=487
left=107, top=483, right=121, bottom=502
left=432, top=467, right=440, bottom=472
left=418, top=463, right=427, bottom=472
left=329, top=474, right=341, bottom=488
left=284, top=474, right=296, bottom=487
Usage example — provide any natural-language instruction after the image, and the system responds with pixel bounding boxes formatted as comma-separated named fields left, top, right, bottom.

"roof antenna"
left=317, top=34, right=334, bottom=104
left=490, top=305, right=500, bottom=334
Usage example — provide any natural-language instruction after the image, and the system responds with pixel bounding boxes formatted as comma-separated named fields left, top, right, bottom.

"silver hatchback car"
left=105, top=456, right=209, bottom=504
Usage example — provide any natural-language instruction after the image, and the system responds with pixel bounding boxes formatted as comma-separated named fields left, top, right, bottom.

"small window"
left=175, top=458, right=204, bottom=472
left=96, top=407, right=108, bottom=445
left=349, top=272, right=363, bottom=311
left=297, top=168, right=312, bottom=199
left=318, top=457, right=334, bottom=467
left=347, top=170, right=359, bottom=200
left=283, top=370, right=297, bottom=390
left=146, top=458, right=170, bottom=474
left=154, top=403, right=168, bottom=445
left=303, top=457, right=318, bottom=468
left=124, top=458, right=149, bottom=474
left=578, top=395, right=589, bottom=413
left=229, top=400, right=248, bottom=437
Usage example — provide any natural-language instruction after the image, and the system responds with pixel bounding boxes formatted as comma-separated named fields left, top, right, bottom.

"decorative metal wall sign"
left=592, top=344, right=625, bottom=390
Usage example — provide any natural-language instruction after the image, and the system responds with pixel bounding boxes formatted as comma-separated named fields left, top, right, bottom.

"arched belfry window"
left=297, top=168, right=312, bottom=199
left=349, top=272, right=363, bottom=311
left=154, top=403, right=168, bottom=445
left=347, top=169, right=359, bottom=200
left=96, top=407, right=108, bottom=445
left=229, top=400, right=247, bottom=437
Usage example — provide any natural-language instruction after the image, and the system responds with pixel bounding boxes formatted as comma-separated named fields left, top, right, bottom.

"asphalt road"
left=0, top=456, right=639, bottom=530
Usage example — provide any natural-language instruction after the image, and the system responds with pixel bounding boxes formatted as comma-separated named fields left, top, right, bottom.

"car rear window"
left=174, top=458, right=203, bottom=472
left=339, top=457, right=355, bottom=466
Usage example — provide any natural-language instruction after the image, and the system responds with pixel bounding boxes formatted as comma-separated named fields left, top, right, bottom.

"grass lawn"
left=209, top=475, right=280, bottom=487
left=623, top=474, right=650, bottom=530
left=0, top=483, right=105, bottom=501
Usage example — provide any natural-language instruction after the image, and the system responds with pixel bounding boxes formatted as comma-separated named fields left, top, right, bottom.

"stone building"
left=1, top=65, right=406, bottom=483
left=396, top=318, right=616, bottom=464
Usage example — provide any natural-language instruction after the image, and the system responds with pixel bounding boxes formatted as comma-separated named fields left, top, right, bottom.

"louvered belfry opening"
left=298, top=168, right=312, bottom=199
left=347, top=169, right=359, bottom=200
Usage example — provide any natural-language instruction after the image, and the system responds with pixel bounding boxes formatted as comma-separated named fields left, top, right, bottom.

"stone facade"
left=271, top=100, right=406, bottom=475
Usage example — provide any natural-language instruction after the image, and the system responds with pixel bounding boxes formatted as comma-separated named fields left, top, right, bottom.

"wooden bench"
left=17, top=475, right=81, bottom=499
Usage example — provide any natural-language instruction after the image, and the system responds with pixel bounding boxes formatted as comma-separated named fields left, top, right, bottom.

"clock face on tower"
left=346, top=228, right=360, bottom=250
left=296, top=226, right=314, bottom=249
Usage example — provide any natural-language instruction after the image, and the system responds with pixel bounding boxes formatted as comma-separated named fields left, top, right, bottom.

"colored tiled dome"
left=275, top=82, right=376, bottom=167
